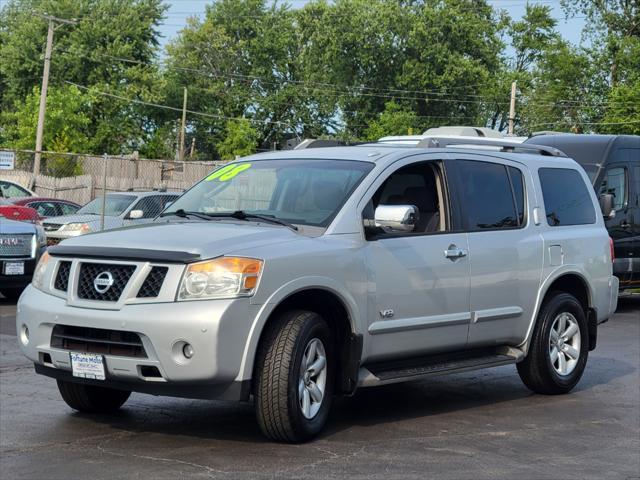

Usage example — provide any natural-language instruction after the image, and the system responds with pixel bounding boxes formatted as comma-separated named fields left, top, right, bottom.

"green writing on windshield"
left=205, top=163, right=252, bottom=182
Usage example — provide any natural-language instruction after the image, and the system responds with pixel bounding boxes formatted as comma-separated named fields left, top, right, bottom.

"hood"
left=59, top=220, right=301, bottom=259
left=43, top=214, right=115, bottom=226
left=0, top=216, right=37, bottom=234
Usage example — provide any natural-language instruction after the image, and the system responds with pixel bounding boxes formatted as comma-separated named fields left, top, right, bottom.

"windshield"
left=163, top=159, right=374, bottom=227
left=77, top=195, right=136, bottom=216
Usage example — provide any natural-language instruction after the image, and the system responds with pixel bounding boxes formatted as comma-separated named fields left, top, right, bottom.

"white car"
left=0, top=180, right=34, bottom=198
left=42, top=191, right=179, bottom=245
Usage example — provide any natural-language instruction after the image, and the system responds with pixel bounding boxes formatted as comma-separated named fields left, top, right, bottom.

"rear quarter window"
left=539, top=168, right=596, bottom=226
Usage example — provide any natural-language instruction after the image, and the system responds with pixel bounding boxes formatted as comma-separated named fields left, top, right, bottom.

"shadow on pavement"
left=67, top=351, right=635, bottom=444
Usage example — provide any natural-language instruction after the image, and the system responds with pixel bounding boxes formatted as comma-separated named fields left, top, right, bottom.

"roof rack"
left=416, top=137, right=567, bottom=157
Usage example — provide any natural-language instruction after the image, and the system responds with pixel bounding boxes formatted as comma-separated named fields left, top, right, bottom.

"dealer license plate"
left=3, top=261, right=24, bottom=275
left=70, top=352, right=106, bottom=380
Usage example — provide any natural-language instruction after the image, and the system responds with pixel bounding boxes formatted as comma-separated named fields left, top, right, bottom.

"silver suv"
left=16, top=140, right=619, bottom=442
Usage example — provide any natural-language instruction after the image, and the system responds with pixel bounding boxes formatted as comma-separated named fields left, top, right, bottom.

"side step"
left=358, top=348, right=522, bottom=387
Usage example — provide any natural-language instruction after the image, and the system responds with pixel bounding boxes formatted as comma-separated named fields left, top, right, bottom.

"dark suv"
left=526, top=134, right=640, bottom=291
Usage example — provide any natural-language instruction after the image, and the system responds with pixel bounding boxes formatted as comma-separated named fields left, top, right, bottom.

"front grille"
left=0, top=234, right=33, bottom=257
left=137, top=267, right=168, bottom=298
left=43, top=223, right=62, bottom=232
left=51, top=324, right=147, bottom=358
left=77, top=263, right=136, bottom=302
left=54, top=261, right=71, bottom=291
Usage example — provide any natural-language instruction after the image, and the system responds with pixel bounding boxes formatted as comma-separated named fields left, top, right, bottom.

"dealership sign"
left=0, top=151, right=15, bottom=170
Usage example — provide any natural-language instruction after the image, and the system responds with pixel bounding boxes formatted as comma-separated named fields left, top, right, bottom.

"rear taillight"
left=609, top=237, right=615, bottom=263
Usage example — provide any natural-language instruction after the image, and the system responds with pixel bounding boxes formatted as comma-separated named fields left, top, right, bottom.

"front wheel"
left=517, top=292, right=589, bottom=394
left=254, top=310, right=334, bottom=442
left=57, top=380, right=130, bottom=413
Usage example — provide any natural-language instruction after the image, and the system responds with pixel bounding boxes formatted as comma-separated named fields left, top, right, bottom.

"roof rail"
left=416, top=137, right=567, bottom=157
left=293, top=138, right=368, bottom=150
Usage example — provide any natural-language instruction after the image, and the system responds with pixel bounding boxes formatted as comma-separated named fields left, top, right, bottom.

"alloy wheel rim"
left=549, top=312, right=581, bottom=376
left=298, top=338, right=327, bottom=419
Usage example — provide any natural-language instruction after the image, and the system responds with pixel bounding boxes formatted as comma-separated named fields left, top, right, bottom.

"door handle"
left=621, top=222, right=631, bottom=229
left=444, top=245, right=467, bottom=260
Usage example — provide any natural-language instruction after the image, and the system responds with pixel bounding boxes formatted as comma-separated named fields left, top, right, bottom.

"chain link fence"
left=0, top=149, right=224, bottom=205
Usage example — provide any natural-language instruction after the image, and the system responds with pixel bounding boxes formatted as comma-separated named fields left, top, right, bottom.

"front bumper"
left=17, top=286, right=261, bottom=400
left=1, top=248, right=43, bottom=290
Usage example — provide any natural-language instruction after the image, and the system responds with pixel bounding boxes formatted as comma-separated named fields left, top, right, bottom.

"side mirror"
left=128, top=209, right=144, bottom=220
left=373, top=205, right=418, bottom=232
left=599, top=194, right=615, bottom=220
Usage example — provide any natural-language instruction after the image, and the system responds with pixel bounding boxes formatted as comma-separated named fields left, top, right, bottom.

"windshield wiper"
left=205, top=211, right=298, bottom=231
left=159, top=209, right=216, bottom=221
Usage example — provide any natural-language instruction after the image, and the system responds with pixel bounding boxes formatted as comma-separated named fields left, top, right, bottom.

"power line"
left=63, top=80, right=302, bottom=139
left=54, top=48, right=637, bottom=109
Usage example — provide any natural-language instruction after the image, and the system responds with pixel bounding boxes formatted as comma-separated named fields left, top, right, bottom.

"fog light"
left=20, top=325, right=29, bottom=346
left=182, top=343, right=194, bottom=359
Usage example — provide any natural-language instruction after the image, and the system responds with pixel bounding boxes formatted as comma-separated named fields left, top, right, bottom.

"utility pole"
left=33, top=15, right=77, bottom=180
left=189, top=137, right=196, bottom=159
left=508, top=81, right=517, bottom=136
left=179, top=87, right=188, bottom=161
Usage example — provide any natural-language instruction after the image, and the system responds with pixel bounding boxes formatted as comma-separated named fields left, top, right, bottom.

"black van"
left=525, top=134, right=640, bottom=291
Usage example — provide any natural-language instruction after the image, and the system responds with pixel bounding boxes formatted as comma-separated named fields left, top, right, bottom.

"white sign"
left=70, top=352, right=106, bottom=380
left=0, top=151, right=15, bottom=170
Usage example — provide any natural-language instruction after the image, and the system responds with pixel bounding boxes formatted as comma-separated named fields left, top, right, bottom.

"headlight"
left=31, top=251, right=51, bottom=291
left=178, top=257, right=263, bottom=301
left=61, top=223, right=91, bottom=234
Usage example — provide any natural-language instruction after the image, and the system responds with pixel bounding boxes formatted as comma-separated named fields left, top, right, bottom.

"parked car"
left=17, top=141, right=618, bottom=442
left=10, top=197, right=81, bottom=220
left=0, top=216, right=46, bottom=299
left=0, top=198, right=39, bottom=223
left=0, top=179, right=34, bottom=198
left=525, top=134, right=640, bottom=291
left=42, top=191, right=180, bottom=245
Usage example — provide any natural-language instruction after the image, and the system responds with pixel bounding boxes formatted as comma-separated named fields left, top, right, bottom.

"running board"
left=358, top=347, right=523, bottom=387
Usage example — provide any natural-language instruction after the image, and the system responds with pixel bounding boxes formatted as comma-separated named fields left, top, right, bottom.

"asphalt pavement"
left=1, top=294, right=639, bottom=480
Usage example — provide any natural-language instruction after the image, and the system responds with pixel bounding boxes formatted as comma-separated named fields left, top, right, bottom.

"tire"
left=1, top=287, right=24, bottom=300
left=57, top=380, right=131, bottom=413
left=517, top=292, right=589, bottom=395
left=254, top=310, right=334, bottom=442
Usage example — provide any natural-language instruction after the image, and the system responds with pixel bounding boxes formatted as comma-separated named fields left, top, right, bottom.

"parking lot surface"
left=1, top=295, right=638, bottom=480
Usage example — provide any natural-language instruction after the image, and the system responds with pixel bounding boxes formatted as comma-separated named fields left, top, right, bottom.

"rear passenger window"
left=455, top=160, right=521, bottom=230
left=539, top=168, right=596, bottom=226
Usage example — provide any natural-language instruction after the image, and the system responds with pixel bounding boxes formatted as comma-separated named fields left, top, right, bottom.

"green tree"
left=364, top=102, right=419, bottom=141
left=0, top=0, right=167, bottom=154
left=560, top=0, right=640, bottom=133
left=518, top=41, right=607, bottom=133
left=2, top=84, right=93, bottom=175
left=217, top=119, right=260, bottom=160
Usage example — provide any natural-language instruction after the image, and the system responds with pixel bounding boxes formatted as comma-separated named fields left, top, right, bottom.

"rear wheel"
left=517, top=292, right=589, bottom=394
left=254, top=310, right=334, bottom=442
left=57, top=380, right=130, bottom=413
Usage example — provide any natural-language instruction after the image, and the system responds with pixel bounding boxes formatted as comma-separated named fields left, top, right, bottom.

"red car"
left=0, top=198, right=39, bottom=223
left=10, top=197, right=81, bottom=220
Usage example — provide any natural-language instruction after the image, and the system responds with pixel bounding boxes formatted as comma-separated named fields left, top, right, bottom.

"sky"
left=158, top=0, right=588, bottom=52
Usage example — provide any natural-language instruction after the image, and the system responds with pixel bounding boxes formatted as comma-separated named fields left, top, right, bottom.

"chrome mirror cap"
left=374, top=205, right=418, bottom=232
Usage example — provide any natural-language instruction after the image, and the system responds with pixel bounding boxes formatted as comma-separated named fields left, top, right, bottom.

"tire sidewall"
left=287, top=313, right=334, bottom=439
left=539, top=294, right=589, bottom=389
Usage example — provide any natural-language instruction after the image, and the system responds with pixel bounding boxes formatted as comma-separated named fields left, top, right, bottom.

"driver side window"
left=367, top=161, right=448, bottom=236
